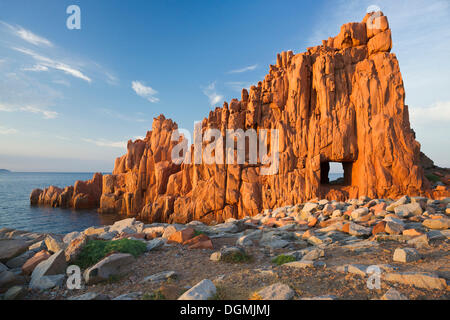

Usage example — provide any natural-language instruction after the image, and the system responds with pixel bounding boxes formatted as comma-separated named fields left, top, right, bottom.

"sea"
left=0, top=171, right=344, bottom=235
left=0, top=172, right=122, bottom=234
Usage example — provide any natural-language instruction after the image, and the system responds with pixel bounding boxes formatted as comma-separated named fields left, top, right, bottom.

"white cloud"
left=100, top=108, right=147, bottom=123
left=228, top=64, right=258, bottom=74
left=0, top=103, right=14, bottom=112
left=16, top=27, right=53, bottom=47
left=1, top=21, right=53, bottom=47
left=13, top=47, right=92, bottom=83
left=202, top=82, right=224, bottom=106
left=225, top=81, right=254, bottom=92
left=131, top=81, right=159, bottom=103
left=0, top=102, right=58, bottom=119
left=19, top=106, right=58, bottom=119
left=22, top=64, right=49, bottom=72
left=83, top=138, right=127, bottom=149
left=0, top=125, right=18, bottom=135
left=410, top=101, right=450, bottom=126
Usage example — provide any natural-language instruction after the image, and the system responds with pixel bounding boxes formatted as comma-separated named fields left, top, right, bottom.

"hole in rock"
left=320, top=161, right=352, bottom=186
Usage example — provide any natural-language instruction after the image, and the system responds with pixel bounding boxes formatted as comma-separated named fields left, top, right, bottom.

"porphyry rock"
left=30, top=12, right=447, bottom=225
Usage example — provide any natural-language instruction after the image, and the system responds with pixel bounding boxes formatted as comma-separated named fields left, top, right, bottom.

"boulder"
left=255, top=283, right=295, bottom=300
left=84, top=253, right=134, bottom=285
left=22, top=250, right=51, bottom=275
left=0, top=271, right=26, bottom=293
left=367, top=29, right=392, bottom=55
left=384, top=272, right=447, bottom=290
left=0, top=239, right=29, bottom=263
left=393, top=248, right=421, bottom=263
left=167, top=227, right=195, bottom=244
left=423, top=218, right=449, bottom=230
left=4, top=285, right=27, bottom=300
left=44, top=235, right=66, bottom=253
left=29, top=274, right=65, bottom=291
left=65, top=234, right=88, bottom=263
left=146, top=238, right=165, bottom=251
left=381, top=288, right=407, bottom=300
left=29, top=250, right=66, bottom=289
left=178, top=279, right=216, bottom=300
left=6, top=250, right=35, bottom=269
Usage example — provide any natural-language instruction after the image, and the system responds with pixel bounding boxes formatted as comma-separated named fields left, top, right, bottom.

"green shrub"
left=193, top=230, right=205, bottom=237
left=272, top=254, right=296, bottom=266
left=74, top=238, right=147, bottom=269
left=221, top=251, right=252, bottom=263
left=426, top=174, right=441, bottom=183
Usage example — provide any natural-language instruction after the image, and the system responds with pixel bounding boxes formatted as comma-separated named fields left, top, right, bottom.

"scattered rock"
left=64, top=234, right=88, bottom=263
left=168, top=227, right=195, bottom=244
left=29, top=250, right=66, bottom=289
left=0, top=239, right=29, bottom=263
left=422, top=218, right=449, bottom=230
left=29, top=274, right=65, bottom=291
left=22, top=250, right=51, bottom=275
left=68, top=292, right=110, bottom=300
left=84, top=253, right=134, bottom=285
left=44, top=235, right=66, bottom=253
left=141, top=271, right=177, bottom=283
left=178, top=279, right=216, bottom=300
left=385, top=221, right=405, bottom=235
left=381, top=288, right=407, bottom=300
left=146, top=238, right=165, bottom=251
left=6, top=250, right=35, bottom=269
left=255, top=283, right=294, bottom=300
left=4, top=285, right=27, bottom=300
left=63, top=231, right=82, bottom=244
left=384, top=272, right=447, bottom=290
left=113, top=292, right=142, bottom=300
left=0, top=271, right=25, bottom=293
left=393, top=247, right=421, bottom=263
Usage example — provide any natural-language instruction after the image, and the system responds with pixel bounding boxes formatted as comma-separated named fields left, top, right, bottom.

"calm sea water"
left=0, top=172, right=123, bottom=234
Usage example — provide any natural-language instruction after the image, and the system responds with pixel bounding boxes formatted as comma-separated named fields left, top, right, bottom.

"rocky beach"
left=1, top=9, right=449, bottom=304
left=1, top=195, right=449, bottom=300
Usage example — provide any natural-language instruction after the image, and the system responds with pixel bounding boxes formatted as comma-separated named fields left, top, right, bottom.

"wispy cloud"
left=228, top=64, right=258, bottom=74
left=19, top=106, right=58, bottom=119
left=22, top=64, right=49, bottom=72
left=225, top=81, right=254, bottom=92
left=410, top=100, right=450, bottom=127
left=83, top=138, right=127, bottom=149
left=13, top=47, right=92, bottom=83
left=1, top=21, right=53, bottom=47
left=202, top=82, right=224, bottom=106
left=99, top=108, right=147, bottom=123
left=132, top=81, right=159, bottom=103
left=0, top=125, right=18, bottom=135
left=0, top=102, right=58, bottom=119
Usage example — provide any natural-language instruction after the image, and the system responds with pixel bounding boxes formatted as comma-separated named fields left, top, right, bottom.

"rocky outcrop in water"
left=30, top=12, right=449, bottom=223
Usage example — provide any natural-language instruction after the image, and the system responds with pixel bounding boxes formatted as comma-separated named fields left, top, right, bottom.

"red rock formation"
left=31, top=12, right=449, bottom=223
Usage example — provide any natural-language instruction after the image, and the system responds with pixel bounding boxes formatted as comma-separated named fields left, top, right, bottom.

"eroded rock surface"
left=30, top=12, right=449, bottom=224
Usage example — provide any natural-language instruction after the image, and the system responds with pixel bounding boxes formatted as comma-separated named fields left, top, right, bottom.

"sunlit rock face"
left=31, top=12, right=447, bottom=223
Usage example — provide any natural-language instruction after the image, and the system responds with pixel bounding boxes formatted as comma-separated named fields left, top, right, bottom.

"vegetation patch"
left=272, top=254, right=296, bottom=266
left=194, top=230, right=205, bottom=237
left=74, top=238, right=147, bottom=269
left=426, top=173, right=441, bottom=183
left=142, top=290, right=166, bottom=300
left=221, top=251, right=252, bottom=263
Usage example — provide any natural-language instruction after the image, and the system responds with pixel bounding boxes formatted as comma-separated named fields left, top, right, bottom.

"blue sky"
left=0, top=0, right=449, bottom=172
